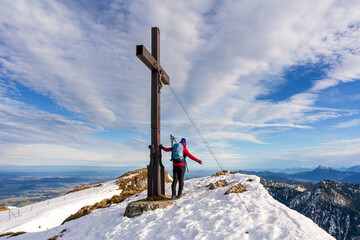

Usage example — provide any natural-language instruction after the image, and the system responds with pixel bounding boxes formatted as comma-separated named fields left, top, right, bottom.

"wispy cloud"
left=333, top=119, right=360, bottom=129
left=0, top=0, right=360, bottom=167
left=312, top=55, right=360, bottom=91
left=272, top=138, right=360, bottom=167
left=0, top=143, right=147, bottom=166
left=205, top=132, right=265, bottom=144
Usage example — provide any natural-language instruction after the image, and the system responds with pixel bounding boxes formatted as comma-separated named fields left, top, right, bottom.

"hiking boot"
left=176, top=194, right=182, bottom=199
left=171, top=195, right=176, bottom=200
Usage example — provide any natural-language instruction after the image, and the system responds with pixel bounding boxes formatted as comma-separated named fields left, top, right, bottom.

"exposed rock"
left=66, top=184, right=103, bottom=194
left=211, top=170, right=238, bottom=177
left=224, top=184, right=248, bottom=195
left=246, top=179, right=254, bottom=182
left=124, top=198, right=174, bottom=218
left=207, top=180, right=229, bottom=190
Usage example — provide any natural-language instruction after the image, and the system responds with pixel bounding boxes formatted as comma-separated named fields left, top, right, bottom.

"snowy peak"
left=314, top=165, right=332, bottom=171
left=285, top=165, right=353, bottom=183
left=0, top=171, right=335, bottom=240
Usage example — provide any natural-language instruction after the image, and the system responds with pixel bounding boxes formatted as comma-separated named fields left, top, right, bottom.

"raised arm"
left=184, top=148, right=202, bottom=164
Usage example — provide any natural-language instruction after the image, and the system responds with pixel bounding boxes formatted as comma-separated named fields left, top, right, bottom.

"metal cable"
left=168, top=85, right=250, bottom=213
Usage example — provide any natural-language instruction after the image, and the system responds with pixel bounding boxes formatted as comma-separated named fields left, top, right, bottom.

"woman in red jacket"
left=160, top=138, right=204, bottom=199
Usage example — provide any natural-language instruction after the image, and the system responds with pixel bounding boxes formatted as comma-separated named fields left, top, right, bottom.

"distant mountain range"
left=241, top=165, right=360, bottom=184
left=346, top=165, right=360, bottom=172
left=262, top=179, right=360, bottom=240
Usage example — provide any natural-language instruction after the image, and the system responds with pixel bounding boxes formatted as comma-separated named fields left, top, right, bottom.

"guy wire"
left=168, top=85, right=250, bottom=213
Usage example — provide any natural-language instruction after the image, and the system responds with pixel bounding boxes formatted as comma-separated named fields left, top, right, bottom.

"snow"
left=0, top=180, right=121, bottom=232
left=317, top=165, right=330, bottom=171
left=0, top=173, right=334, bottom=240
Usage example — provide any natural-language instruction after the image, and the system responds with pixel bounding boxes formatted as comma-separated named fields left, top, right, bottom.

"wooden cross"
left=136, top=27, right=170, bottom=197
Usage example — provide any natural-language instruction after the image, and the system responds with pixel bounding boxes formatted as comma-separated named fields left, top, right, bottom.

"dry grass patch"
left=115, top=168, right=172, bottom=191
left=47, top=229, right=67, bottom=240
left=62, top=168, right=172, bottom=224
left=145, top=194, right=171, bottom=201
left=211, top=171, right=226, bottom=177
left=62, top=190, right=141, bottom=224
left=0, top=231, right=26, bottom=238
left=225, top=183, right=248, bottom=195
left=67, top=184, right=103, bottom=194
left=207, top=180, right=229, bottom=190
left=211, top=170, right=238, bottom=177
left=0, top=206, right=9, bottom=211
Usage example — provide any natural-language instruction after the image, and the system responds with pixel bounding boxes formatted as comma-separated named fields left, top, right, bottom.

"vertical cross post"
left=136, top=27, right=170, bottom=197
left=150, top=27, right=163, bottom=197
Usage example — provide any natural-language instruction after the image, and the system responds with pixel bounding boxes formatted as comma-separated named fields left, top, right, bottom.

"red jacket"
left=161, top=142, right=200, bottom=167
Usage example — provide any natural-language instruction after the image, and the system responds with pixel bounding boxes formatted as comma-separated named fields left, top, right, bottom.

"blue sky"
left=0, top=0, right=360, bottom=170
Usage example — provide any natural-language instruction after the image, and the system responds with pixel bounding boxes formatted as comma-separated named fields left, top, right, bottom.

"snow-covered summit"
left=315, top=165, right=332, bottom=171
left=0, top=171, right=334, bottom=240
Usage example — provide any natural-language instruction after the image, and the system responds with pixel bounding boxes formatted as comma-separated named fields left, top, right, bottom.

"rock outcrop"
left=124, top=198, right=174, bottom=218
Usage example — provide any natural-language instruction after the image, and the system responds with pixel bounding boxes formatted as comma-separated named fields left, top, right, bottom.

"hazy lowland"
left=3, top=165, right=358, bottom=208
left=0, top=166, right=133, bottom=207
left=0, top=166, right=215, bottom=207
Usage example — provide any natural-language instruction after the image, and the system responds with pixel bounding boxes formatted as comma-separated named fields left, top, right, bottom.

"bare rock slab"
left=124, top=199, right=175, bottom=218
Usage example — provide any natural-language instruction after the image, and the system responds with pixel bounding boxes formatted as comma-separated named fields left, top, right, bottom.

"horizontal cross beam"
left=136, top=45, right=170, bottom=85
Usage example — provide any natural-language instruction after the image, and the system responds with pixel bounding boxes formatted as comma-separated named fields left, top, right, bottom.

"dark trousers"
left=172, top=166, right=186, bottom=196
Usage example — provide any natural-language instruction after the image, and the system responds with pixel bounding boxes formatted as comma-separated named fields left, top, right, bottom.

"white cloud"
left=0, top=97, right=148, bottom=166
left=1, top=0, right=360, bottom=166
left=273, top=138, right=360, bottom=166
left=0, top=99, right=96, bottom=145
left=333, top=119, right=360, bottom=128
left=205, top=131, right=264, bottom=144
left=0, top=143, right=147, bottom=166
left=1, top=0, right=359, bottom=129
left=312, top=55, right=360, bottom=91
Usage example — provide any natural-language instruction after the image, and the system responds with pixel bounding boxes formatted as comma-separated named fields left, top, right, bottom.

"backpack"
left=172, top=143, right=184, bottom=163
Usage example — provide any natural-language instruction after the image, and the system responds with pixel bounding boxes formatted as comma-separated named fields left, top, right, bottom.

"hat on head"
left=180, top=138, right=186, bottom=144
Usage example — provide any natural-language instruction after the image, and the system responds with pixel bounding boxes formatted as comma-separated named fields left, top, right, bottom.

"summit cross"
left=136, top=27, right=170, bottom=197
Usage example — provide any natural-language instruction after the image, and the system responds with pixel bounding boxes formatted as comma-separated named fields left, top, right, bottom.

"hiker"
left=160, top=138, right=203, bottom=199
